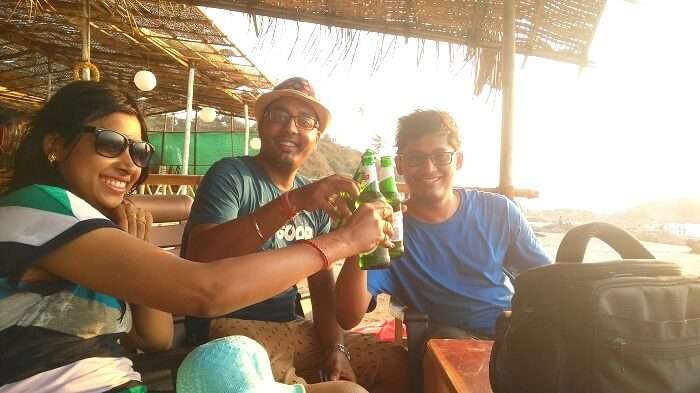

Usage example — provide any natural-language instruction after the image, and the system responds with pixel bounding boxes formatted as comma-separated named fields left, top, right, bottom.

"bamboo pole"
left=499, top=0, right=515, bottom=199
left=81, top=0, right=91, bottom=80
left=193, top=109, right=198, bottom=175
left=244, top=103, right=250, bottom=156
left=182, top=64, right=195, bottom=176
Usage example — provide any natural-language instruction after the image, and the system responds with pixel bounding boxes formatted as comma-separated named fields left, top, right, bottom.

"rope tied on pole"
left=73, top=61, right=100, bottom=81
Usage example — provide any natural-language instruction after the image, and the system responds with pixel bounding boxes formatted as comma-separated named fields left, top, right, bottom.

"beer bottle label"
left=392, top=211, right=403, bottom=242
left=378, top=170, right=395, bottom=190
left=364, top=166, right=377, bottom=188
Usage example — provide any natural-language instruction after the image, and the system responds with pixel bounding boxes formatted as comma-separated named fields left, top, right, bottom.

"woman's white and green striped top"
left=0, top=185, right=136, bottom=388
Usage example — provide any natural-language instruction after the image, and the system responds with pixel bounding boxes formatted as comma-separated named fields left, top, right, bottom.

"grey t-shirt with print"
left=182, top=156, right=330, bottom=339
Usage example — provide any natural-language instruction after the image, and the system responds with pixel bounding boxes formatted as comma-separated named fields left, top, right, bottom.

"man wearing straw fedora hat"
left=182, top=77, right=408, bottom=393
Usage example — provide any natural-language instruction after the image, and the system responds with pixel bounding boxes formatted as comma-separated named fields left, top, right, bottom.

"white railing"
left=137, top=174, right=203, bottom=197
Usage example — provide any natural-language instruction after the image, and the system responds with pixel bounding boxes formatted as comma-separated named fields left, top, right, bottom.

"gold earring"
left=47, top=152, right=57, bottom=164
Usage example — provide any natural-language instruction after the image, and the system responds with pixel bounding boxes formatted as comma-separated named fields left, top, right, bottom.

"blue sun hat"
left=176, top=335, right=305, bottom=393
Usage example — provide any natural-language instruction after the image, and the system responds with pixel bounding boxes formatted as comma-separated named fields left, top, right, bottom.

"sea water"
left=537, top=232, right=700, bottom=275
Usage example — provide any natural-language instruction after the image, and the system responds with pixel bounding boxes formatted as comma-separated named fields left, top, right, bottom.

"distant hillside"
left=527, top=209, right=597, bottom=224
left=299, top=137, right=361, bottom=179
left=612, top=198, right=700, bottom=224
left=528, top=199, right=700, bottom=225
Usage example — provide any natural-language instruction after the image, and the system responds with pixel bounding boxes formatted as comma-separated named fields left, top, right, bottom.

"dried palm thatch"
left=0, top=0, right=274, bottom=116
left=170, top=0, right=606, bottom=95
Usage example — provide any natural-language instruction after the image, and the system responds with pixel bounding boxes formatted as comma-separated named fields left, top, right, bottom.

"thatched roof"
left=0, top=0, right=274, bottom=116
left=171, top=0, right=606, bottom=94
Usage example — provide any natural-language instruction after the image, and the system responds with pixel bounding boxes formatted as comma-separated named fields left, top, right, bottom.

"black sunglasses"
left=83, top=126, right=154, bottom=168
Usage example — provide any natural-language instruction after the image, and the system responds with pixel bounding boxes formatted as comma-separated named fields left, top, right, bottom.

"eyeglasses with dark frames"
left=83, top=126, right=154, bottom=168
left=399, top=151, right=457, bottom=167
left=265, top=108, right=319, bottom=131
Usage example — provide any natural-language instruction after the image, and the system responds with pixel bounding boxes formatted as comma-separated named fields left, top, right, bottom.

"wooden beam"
left=499, top=0, right=516, bottom=199
left=143, top=174, right=203, bottom=186
left=80, top=0, right=91, bottom=80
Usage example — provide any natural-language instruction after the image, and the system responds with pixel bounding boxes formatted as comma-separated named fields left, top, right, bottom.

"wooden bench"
left=129, top=194, right=192, bottom=254
left=127, top=194, right=194, bottom=393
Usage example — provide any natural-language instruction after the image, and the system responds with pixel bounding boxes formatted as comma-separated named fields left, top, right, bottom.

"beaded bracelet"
left=299, top=239, right=331, bottom=270
left=279, top=192, right=298, bottom=221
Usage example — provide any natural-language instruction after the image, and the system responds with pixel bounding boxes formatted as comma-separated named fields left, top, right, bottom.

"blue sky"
left=206, top=1, right=699, bottom=213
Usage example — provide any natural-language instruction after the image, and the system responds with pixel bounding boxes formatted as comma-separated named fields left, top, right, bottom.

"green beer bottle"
left=357, top=152, right=391, bottom=270
left=332, top=150, right=375, bottom=230
left=379, top=156, right=404, bottom=259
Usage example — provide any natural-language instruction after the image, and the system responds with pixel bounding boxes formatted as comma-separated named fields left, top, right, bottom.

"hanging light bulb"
left=249, top=137, right=261, bottom=150
left=134, top=70, right=157, bottom=91
left=199, top=107, right=217, bottom=123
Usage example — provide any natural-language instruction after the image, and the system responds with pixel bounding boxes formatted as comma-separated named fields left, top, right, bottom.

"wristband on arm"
left=299, top=239, right=331, bottom=270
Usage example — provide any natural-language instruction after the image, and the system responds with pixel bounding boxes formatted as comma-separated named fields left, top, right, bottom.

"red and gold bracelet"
left=279, top=192, right=298, bottom=221
left=299, top=239, right=331, bottom=270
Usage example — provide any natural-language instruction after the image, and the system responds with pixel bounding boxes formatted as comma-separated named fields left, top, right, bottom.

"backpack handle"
left=555, top=222, right=655, bottom=263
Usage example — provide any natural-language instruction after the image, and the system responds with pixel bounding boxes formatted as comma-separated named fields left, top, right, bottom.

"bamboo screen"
left=172, top=0, right=606, bottom=94
left=0, top=0, right=273, bottom=115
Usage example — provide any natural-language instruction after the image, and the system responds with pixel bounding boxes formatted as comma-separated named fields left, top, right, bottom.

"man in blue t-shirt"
left=183, top=77, right=408, bottom=393
left=336, top=109, right=551, bottom=339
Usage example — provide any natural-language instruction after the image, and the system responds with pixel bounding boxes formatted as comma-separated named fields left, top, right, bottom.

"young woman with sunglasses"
left=0, top=81, right=392, bottom=393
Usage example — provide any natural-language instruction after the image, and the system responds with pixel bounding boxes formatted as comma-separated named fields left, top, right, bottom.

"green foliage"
left=299, top=136, right=362, bottom=179
left=370, top=134, right=383, bottom=153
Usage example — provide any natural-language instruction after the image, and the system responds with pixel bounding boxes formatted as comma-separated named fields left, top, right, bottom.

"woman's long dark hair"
left=9, top=81, right=150, bottom=193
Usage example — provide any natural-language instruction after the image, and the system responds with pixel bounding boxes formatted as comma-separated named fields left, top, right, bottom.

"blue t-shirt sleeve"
left=366, top=269, right=396, bottom=313
left=503, top=199, right=551, bottom=277
left=367, top=269, right=395, bottom=296
left=188, top=159, right=244, bottom=225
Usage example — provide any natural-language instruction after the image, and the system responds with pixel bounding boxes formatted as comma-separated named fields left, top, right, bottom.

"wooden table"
left=423, top=339, right=494, bottom=393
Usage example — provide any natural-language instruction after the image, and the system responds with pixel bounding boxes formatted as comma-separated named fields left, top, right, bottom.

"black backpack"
left=490, top=222, right=700, bottom=393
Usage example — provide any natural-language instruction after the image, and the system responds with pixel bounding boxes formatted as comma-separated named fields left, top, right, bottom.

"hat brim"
left=255, top=89, right=331, bottom=133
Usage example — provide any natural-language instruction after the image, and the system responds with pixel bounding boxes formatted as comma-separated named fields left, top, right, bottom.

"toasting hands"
left=340, top=201, right=395, bottom=255
left=289, top=175, right=360, bottom=221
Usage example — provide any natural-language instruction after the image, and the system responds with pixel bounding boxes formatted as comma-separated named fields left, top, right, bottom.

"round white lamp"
left=249, top=137, right=261, bottom=150
left=134, top=70, right=157, bottom=91
left=199, top=107, right=217, bottom=123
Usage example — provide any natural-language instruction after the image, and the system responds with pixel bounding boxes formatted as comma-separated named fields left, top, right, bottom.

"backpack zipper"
left=611, top=337, right=626, bottom=373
